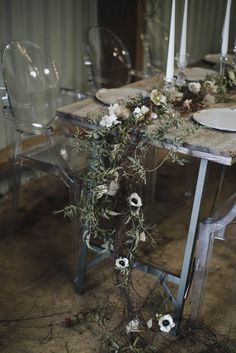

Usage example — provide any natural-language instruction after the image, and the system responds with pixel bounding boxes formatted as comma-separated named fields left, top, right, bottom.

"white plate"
left=185, top=67, right=217, bottom=81
left=96, top=87, right=148, bottom=105
left=204, top=53, right=234, bottom=65
left=193, top=108, right=236, bottom=132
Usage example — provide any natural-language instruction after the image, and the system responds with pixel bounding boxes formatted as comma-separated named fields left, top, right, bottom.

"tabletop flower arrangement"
left=172, top=64, right=236, bottom=113
left=63, top=65, right=236, bottom=351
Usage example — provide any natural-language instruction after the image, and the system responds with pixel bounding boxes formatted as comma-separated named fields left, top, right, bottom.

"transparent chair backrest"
left=2, top=40, right=60, bottom=128
left=86, top=26, right=132, bottom=90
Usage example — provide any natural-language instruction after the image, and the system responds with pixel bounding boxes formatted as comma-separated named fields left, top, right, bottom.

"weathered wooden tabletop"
left=57, top=75, right=236, bottom=166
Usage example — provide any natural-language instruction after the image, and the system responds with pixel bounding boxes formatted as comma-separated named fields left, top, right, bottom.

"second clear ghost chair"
left=191, top=192, right=236, bottom=319
left=2, top=40, right=87, bottom=292
left=84, top=25, right=133, bottom=92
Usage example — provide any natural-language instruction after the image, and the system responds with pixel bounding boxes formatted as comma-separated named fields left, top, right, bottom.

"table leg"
left=210, top=165, right=226, bottom=214
left=174, top=158, right=209, bottom=325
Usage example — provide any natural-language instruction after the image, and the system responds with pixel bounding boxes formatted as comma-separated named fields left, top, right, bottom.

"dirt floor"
left=0, top=152, right=236, bottom=353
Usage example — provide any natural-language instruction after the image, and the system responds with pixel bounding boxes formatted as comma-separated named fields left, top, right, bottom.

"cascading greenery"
left=63, top=65, right=236, bottom=352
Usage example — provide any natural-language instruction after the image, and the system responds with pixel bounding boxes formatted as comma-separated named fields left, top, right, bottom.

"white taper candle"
left=166, top=0, right=176, bottom=81
left=221, top=0, right=232, bottom=56
left=179, top=0, right=188, bottom=64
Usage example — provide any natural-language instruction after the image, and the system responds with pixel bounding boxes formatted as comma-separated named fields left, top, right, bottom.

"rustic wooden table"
left=58, top=75, right=236, bottom=165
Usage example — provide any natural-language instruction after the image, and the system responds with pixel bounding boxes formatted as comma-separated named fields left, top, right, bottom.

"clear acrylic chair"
left=1, top=39, right=87, bottom=291
left=191, top=192, right=236, bottom=319
left=84, top=25, right=133, bottom=92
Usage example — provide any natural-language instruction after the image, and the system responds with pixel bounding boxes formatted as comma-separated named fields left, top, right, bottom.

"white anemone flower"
left=188, top=82, right=201, bottom=94
left=128, top=193, right=142, bottom=207
left=100, top=114, right=120, bottom=128
left=157, top=314, right=175, bottom=333
left=115, top=257, right=129, bottom=270
left=133, top=105, right=149, bottom=118
left=133, top=107, right=141, bottom=116
left=140, top=105, right=149, bottom=114
left=150, top=89, right=167, bottom=106
left=126, top=319, right=140, bottom=334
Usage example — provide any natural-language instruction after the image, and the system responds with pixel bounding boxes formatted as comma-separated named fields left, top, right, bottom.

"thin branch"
left=146, top=151, right=170, bottom=173
left=0, top=311, right=69, bottom=323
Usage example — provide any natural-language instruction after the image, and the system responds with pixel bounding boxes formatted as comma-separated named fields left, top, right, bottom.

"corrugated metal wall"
left=147, top=0, right=236, bottom=71
left=0, top=0, right=97, bottom=149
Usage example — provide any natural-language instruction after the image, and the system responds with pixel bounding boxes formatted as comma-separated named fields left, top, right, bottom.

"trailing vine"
left=62, top=65, right=236, bottom=352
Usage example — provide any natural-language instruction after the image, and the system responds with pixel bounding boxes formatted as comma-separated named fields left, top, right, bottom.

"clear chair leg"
left=8, top=160, right=22, bottom=229
left=190, top=223, right=215, bottom=319
left=7, top=131, right=23, bottom=227
left=69, top=184, right=87, bottom=294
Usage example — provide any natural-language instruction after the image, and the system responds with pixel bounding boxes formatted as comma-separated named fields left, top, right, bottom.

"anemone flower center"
left=119, top=260, right=125, bottom=267
left=162, top=320, right=170, bottom=327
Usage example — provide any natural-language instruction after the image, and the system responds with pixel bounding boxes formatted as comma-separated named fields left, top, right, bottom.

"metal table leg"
left=174, top=158, right=209, bottom=324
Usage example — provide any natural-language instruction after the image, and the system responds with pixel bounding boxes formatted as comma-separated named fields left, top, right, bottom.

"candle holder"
left=163, top=76, right=176, bottom=111
left=164, top=76, right=175, bottom=95
left=219, top=54, right=227, bottom=84
left=175, top=52, right=189, bottom=86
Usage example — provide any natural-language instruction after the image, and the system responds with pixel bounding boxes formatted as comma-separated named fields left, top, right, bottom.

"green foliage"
left=72, top=92, right=191, bottom=254
left=62, top=68, right=236, bottom=351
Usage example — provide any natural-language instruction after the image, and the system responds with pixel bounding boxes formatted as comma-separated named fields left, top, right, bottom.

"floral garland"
left=63, top=64, right=236, bottom=352
left=173, top=65, right=236, bottom=113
